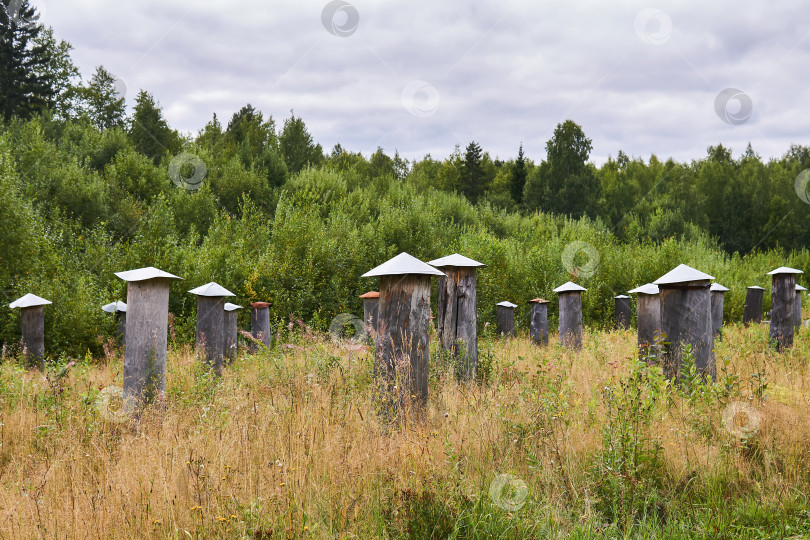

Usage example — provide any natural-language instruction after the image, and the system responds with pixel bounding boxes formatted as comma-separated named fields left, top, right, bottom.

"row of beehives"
left=5, top=254, right=805, bottom=417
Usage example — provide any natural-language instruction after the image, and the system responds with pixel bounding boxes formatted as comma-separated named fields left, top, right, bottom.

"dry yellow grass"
left=0, top=323, right=808, bottom=538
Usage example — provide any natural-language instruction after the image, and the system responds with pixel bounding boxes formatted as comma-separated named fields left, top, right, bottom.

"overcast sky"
left=36, top=0, right=809, bottom=165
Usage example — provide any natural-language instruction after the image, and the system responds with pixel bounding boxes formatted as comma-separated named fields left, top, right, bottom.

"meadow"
left=0, top=321, right=808, bottom=539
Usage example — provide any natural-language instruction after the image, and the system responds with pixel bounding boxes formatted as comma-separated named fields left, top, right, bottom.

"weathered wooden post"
left=743, top=286, right=764, bottom=326
left=428, top=254, right=485, bottom=379
left=614, top=295, right=630, bottom=330
left=767, top=267, right=803, bottom=351
left=710, top=283, right=729, bottom=338
left=529, top=298, right=549, bottom=347
left=102, top=301, right=127, bottom=346
left=224, top=302, right=242, bottom=364
left=115, top=266, right=182, bottom=409
left=189, top=282, right=235, bottom=376
left=554, top=282, right=587, bottom=350
left=8, top=293, right=51, bottom=369
left=653, top=264, right=714, bottom=381
left=362, top=252, right=444, bottom=417
left=359, top=291, right=379, bottom=339
left=250, top=301, right=272, bottom=349
left=495, top=302, right=517, bottom=337
left=795, top=285, right=806, bottom=330
left=628, top=283, right=661, bottom=359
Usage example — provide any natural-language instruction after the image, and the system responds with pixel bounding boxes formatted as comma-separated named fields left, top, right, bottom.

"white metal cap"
left=188, top=282, right=236, bottom=297
left=796, top=285, right=808, bottom=292
left=101, top=301, right=127, bottom=313
left=427, top=254, right=486, bottom=268
left=362, top=252, right=445, bottom=277
left=628, top=283, right=659, bottom=295
left=224, top=302, right=243, bottom=311
left=115, top=266, right=182, bottom=282
left=710, top=283, right=729, bottom=292
left=614, top=295, right=630, bottom=299
left=9, top=293, right=52, bottom=309
left=653, top=264, right=714, bottom=285
left=496, top=301, right=517, bottom=308
left=767, top=267, right=804, bottom=275
left=554, top=281, right=587, bottom=293
left=747, top=286, right=765, bottom=290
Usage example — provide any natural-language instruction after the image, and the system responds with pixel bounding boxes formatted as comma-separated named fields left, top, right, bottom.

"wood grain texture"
left=530, top=302, right=549, bottom=347
left=769, top=274, right=796, bottom=351
left=711, top=291, right=724, bottom=338
left=794, top=291, right=803, bottom=330
left=124, top=279, right=170, bottom=407
left=496, top=305, right=515, bottom=337
left=659, top=282, right=714, bottom=381
left=743, top=288, right=763, bottom=326
left=196, top=296, right=226, bottom=376
left=375, top=275, right=431, bottom=417
left=436, top=267, right=478, bottom=379
left=614, top=297, right=630, bottom=330
left=20, top=305, right=44, bottom=369
left=558, top=292, right=583, bottom=350
left=224, top=309, right=238, bottom=364
left=250, top=305, right=271, bottom=349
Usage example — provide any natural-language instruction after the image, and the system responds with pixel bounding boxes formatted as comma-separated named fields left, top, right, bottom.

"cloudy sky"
left=36, top=0, right=809, bottom=165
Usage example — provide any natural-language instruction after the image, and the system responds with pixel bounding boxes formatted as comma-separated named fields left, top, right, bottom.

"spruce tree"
left=0, top=0, right=55, bottom=120
left=129, top=90, right=181, bottom=164
left=511, top=143, right=527, bottom=204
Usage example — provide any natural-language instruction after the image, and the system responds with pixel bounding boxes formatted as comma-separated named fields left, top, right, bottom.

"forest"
left=2, top=0, right=809, bottom=357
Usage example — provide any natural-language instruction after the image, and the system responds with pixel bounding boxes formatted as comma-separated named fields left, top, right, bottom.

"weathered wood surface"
left=496, top=305, right=515, bottom=337
left=375, top=275, right=431, bottom=417
left=529, top=302, right=549, bottom=347
left=769, top=274, right=796, bottom=351
left=637, top=294, right=661, bottom=353
left=659, top=282, right=714, bottom=381
left=124, top=279, right=170, bottom=407
left=196, top=296, right=225, bottom=375
left=614, top=297, right=630, bottom=330
left=362, top=297, right=379, bottom=337
left=743, top=287, right=764, bottom=326
left=559, top=292, right=583, bottom=350
left=224, top=309, right=238, bottom=364
left=21, top=305, right=45, bottom=369
left=710, top=291, right=725, bottom=338
left=794, top=291, right=803, bottom=331
left=115, top=312, right=127, bottom=347
left=436, top=267, right=478, bottom=379
left=250, top=303, right=271, bottom=349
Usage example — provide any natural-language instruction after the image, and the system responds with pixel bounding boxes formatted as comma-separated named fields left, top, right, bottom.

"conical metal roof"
left=554, top=281, right=587, bottom=293
left=188, top=282, right=235, bottom=297
left=767, top=266, right=804, bottom=275
left=614, top=294, right=630, bottom=299
left=361, top=252, right=445, bottom=277
left=710, top=283, right=729, bottom=292
left=427, top=254, right=486, bottom=268
left=653, top=264, right=714, bottom=285
left=101, top=301, right=127, bottom=313
left=115, top=266, right=182, bottom=282
left=628, top=283, right=659, bottom=295
left=747, top=286, right=764, bottom=290
left=496, top=301, right=517, bottom=308
left=224, top=302, right=243, bottom=311
left=796, top=285, right=808, bottom=292
left=9, top=293, right=52, bottom=309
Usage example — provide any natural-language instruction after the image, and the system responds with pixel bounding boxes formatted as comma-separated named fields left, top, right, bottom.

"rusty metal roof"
left=250, top=301, right=271, bottom=308
left=359, top=291, right=380, bottom=298
left=528, top=298, right=549, bottom=303
left=188, top=282, right=235, bottom=297
left=9, top=293, right=52, bottom=309
left=115, top=266, right=182, bottom=282
left=361, top=252, right=445, bottom=277
left=427, top=254, right=486, bottom=268
left=653, top=264, right=714, bottom=285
